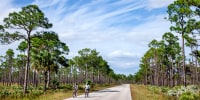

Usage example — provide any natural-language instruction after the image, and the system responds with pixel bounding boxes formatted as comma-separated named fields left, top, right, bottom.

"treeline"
left=134, top=0, right=200, bottom=87
left=0, top=4, right=134, bottom=95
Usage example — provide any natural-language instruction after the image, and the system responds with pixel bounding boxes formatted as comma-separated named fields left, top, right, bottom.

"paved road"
left=63, top=84, right=132, bottom=100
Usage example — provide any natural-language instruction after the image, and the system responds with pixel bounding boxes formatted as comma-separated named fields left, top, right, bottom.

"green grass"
left=1, top=83, right=117, bottom=100
left=4, top=90, right=70, bottom=100
left=130, top=84, right=173, bottom=100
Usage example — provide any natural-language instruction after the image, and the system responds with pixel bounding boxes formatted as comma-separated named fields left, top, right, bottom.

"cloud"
left=127, top=14, right=171, bottom=44
left=106, top=50, right=141, bottom=70
left=32, top=0, right=67, bottom=8
left=0, top=0, right=12, bottom=12
left=0, top=0, right=19, bottom=24
left=102, top=14, right=171, bottom=72
left=108, top=50, right=140, bottom=58
left=0, top=1, right=22, bottom=56
left=0, top=0, right=174, bottom=75
left=43, top=0, right=144, bottom=36
left=39, top=0, right=172, bottom=75
left=147, top=0, right=175, bottom=9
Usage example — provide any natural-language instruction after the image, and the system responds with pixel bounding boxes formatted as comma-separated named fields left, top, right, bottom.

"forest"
left=134, top=0, right=200, bottom=87
left=133, top=0, right=200, bottom=99
left=0, top=4, right=133, bottom=99
left=1, top=0, right=200, bottom=100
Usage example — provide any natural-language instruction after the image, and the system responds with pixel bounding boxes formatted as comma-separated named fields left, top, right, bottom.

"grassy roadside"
left=3, top=84, right=117, bottom=100
left=130, top=84, right=171, bottom=100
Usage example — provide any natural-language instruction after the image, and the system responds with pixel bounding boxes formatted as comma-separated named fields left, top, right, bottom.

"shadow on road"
left=74, top=96, right=101, bottom=98
left=95, top=89, right=120, bottom=93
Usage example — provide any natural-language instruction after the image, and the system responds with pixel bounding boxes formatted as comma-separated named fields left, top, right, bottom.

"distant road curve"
left=64, top=84, right=132, bottom=100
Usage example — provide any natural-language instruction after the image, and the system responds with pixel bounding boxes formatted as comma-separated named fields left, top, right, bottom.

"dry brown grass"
left=35, top=90, right=72, bottom=100
left=130, top=84, right=170, bottom=100
left=3, top=84, right=117, bottom=100
left=38, top=84, right=116, bottom=100
left=4, top=90, right=72, bottom=100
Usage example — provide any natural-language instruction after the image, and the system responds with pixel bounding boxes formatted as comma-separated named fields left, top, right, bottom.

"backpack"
left=85, top=84, right=90, bottom=90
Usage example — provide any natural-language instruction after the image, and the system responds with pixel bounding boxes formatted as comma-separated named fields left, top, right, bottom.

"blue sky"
left=0, top=0, right=174, bottom=75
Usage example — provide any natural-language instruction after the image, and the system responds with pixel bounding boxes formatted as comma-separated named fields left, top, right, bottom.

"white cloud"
left=101, top=14, right=171, bottom=72
left=50, top=0, right=172, bottom=74
left=147, top=0, right=175, bottom=9
left=108, top=50, right=140, bottom=58
left=127, top=14, right=171, bottom=44
left=0, top=0, right=19, bottom=24
left=32, top=0, right=67, bottom=8
left=0, top=0, right=11, bottom=12
left=0, top=0, right=22, bottom=56
left=106, top=50, right=141, bottom=70
left=0, top=0, right=174, bottom=75
left=46, top=0, right=144, bottom=34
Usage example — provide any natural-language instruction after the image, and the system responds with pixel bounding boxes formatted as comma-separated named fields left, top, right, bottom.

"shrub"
left=58, top=84, right=73, bottom=90
left=186, top=85, right=199, bottom=94
left=168, top=89, right=177, bottom=96
left=84, top=80, right=91, bottom=85
left=78, top=85, right=84, bottom=90
left=148, top=86, right=160, bottom=94
left=101, top=84, right=110, bottom=87
left=50, top=79, right=59, bottom=89
left=166, top=85, right=200, bottom=99
left=26, top=89, right=44, bottom=99
left=161, top=87, right=169, bottom=93
left=179, top=92, right=198, bottom=100
left=0, top=89, right=10, bottom=98
left=38, top=85, right=43, bottom=90
left=177, top=86, right=187, bottom=95
left=10, top=89, right=23, bottom=98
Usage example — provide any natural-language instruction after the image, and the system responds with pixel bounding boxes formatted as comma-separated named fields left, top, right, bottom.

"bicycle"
left=85, top=84, right=90, bottom=98
left=85, top=88, right=89, bottom=98
left=72, top=83, right=78, bottom=98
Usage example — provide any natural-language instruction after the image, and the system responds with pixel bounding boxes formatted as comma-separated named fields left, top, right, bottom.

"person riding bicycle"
left=85, top=83, right=90, bottom=98
left=73, top=83, right=78, bottom=98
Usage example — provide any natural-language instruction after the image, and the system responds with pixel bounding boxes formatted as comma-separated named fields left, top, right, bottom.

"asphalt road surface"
left=64, top=84, right=132, bottom=100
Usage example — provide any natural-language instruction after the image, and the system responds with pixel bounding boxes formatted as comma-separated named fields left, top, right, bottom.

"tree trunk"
left=2, top=72, right=5, bottom=86
left=44, top=71, right=48, bottom=92
left=182, top=34, right=186, bottom=87
left=98, top=69, right=100, bottom=84
left=154, top=51, right=158, bottom=86
left=9, top=65, right=12, bottom=86
left=85, top=64, right=88, bottom=81
left=195, top=46, right=198, bottom=84
left=35, top=71, right=38, bottom=87
left=47, top=70, right=50, bottom=88
left=145, top=67, right=148, bottom=85
left=23, top=33, right=31, bottom=95
left=170, top=58, right=174, bottom=87
left=92, top=67, right=94, bottom=83
left=162, top=68, right=165, bottom=86
left=33, top=70, right=35, bottom=86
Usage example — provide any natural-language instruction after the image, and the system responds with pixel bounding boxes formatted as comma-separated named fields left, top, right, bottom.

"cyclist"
left=72, top=83, right=78, bottom=98
left=85, top=83, right=90, bottom=98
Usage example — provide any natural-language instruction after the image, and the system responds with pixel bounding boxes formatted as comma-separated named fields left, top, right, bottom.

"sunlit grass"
left=130, top=84, right=172, bottom=100
left=37, top=84, right=116, bottom=100
left=35, top=90, right=72, bottom=100
left=4, top=90, right=72, bottom=100
left=2, top=83, right=117, bottom=100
